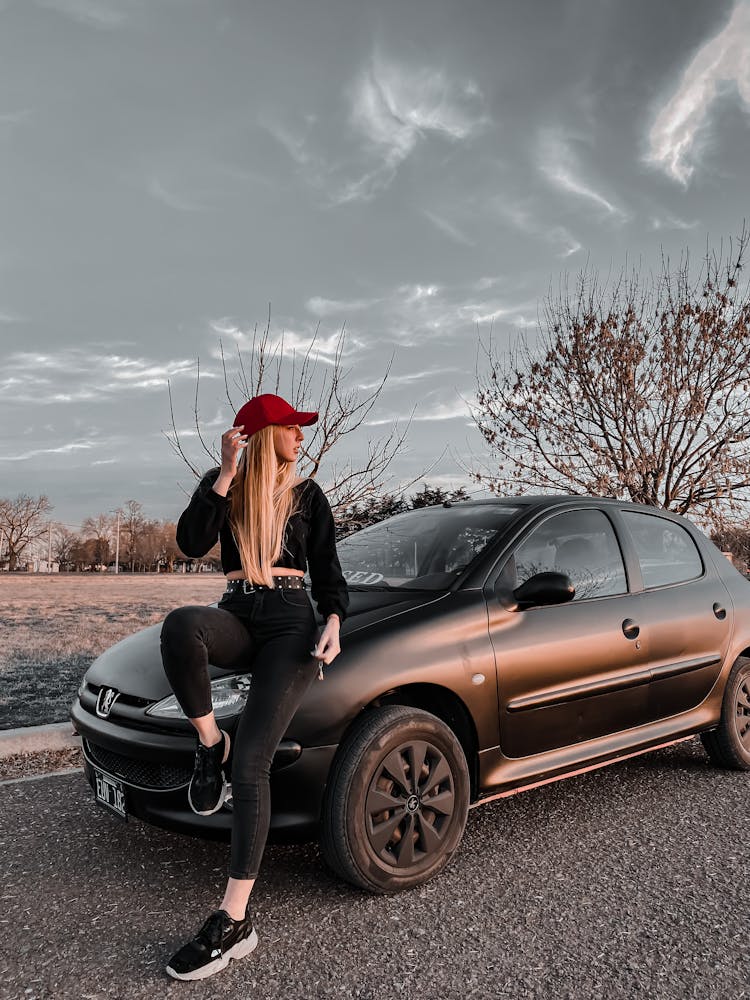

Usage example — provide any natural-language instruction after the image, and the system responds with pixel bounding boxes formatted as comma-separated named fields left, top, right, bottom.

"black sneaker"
left=165, top=907, right=259, bottom=981
left=187, top=730, right=229, bottom=816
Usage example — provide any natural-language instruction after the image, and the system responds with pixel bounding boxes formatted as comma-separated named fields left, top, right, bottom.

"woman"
left=161, top=392, right=349, bottom=982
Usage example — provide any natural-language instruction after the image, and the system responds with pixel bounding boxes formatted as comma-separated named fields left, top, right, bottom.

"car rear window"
left=621, top=510, right=703, bottom=587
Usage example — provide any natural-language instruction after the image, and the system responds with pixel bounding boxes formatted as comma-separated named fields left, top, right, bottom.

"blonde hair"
left=227, top=424, right=302, bottom=586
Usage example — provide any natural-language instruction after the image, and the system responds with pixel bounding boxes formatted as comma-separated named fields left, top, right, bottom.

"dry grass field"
left=0, top=573, right=227, bottom=730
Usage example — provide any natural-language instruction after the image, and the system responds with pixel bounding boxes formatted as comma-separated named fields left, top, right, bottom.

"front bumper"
left=70, top=698, right=337, bottom=843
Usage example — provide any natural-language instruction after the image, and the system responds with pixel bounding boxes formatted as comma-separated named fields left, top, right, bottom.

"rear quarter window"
left=621, top=510, right=703, bottom=588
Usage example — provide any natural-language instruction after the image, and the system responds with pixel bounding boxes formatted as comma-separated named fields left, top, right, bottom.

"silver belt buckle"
left=242, top=580, right=255, bottom=595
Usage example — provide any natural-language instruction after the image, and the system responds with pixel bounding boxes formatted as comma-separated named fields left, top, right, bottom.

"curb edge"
left=0, top=721, right=81, bottom=758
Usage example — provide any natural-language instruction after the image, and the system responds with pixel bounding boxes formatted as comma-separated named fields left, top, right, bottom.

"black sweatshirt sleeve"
left=176, top=468, right=229, bottom=558
left=306, top=481, right=350, bottom=624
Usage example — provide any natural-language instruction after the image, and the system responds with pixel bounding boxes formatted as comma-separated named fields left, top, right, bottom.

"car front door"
left=486, top=506, right=653, bottom=759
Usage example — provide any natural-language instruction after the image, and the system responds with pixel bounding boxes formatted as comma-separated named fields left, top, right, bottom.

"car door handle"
left=713, top=603, right=727, bottom=620
left=622, top=618, right=640, bottom=640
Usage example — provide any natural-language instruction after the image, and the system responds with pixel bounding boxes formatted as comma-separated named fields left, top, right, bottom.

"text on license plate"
left=94, top=769, right=127, bottom=821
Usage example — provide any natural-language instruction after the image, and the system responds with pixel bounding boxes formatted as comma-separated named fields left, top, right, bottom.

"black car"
left=70, top=495, right=750, bottom=893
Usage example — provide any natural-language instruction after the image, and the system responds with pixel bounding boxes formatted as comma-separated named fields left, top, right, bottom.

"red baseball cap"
left=234, top=393, right=318, bottom=438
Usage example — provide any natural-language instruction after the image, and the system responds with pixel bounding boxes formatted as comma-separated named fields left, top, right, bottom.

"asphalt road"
left=2, top=737, right=749, bottom=1000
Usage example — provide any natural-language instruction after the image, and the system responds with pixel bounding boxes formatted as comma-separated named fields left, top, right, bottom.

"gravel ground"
left=2, top=737, right=749, bottom=1000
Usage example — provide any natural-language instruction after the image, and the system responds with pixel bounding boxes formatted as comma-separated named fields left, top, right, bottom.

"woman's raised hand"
left=210, top=425, right=248, bottom=497
left=218, top=425, right=248, bottom=481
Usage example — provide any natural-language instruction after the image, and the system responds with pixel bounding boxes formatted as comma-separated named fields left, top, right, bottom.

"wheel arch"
left=333, top=682, right=480, bottom=804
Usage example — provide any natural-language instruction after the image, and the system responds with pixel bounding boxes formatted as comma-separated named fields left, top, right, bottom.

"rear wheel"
left=700, top=656, right=750, bottom=770
left=320, top=705, right=470, bottom=893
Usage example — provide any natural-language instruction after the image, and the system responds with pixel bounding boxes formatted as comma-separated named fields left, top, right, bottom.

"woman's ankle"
left=190, top=714, right=222, bottom=748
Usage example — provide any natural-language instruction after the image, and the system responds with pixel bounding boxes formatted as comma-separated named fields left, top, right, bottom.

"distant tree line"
left=0, top=495, right=187, bottom=572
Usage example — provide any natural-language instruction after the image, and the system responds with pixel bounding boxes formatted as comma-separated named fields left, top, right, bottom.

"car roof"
left=425, top=494, right=693, bottom=521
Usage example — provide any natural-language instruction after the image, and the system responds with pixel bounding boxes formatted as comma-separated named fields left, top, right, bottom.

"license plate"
left=93, top=768, right=128, bottom=821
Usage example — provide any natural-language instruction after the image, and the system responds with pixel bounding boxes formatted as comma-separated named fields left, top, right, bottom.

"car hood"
left=84, top=586, right=443, bottom=701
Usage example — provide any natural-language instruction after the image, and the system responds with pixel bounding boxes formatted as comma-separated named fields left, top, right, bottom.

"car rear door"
left=617, top=509, right=734, bottom=720
left=485, top=506, right=654, bottom=758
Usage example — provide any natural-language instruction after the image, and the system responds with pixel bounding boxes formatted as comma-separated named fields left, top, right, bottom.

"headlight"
left=78, top=678, right=86, bottom=698
left=145, top=674, right=252, bottom=720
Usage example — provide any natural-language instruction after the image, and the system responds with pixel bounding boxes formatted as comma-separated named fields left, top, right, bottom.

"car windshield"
left=336, top=503, right=521, bottom=589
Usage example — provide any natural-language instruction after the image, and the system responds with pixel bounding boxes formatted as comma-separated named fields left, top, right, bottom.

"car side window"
left=511, top=509, right=627, bottom=601
left=621, top=510, right=703, bottom=587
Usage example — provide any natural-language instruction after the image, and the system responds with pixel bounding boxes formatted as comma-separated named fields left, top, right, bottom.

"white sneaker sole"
left=166, top=927, right=259, bottom=981
left=187, top=770, right=228, bottom=816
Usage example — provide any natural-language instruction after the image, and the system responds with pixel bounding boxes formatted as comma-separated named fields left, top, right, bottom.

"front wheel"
left=320, top=705, right=471, bottom=893
left=700, top=656, right=750, bottom=770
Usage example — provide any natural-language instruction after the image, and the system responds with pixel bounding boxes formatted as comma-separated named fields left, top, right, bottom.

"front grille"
left=89, top=684, right=151, bottom=708
left=84, top=739, right=191, bottom=791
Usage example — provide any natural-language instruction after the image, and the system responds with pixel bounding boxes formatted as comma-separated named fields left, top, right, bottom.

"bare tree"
left=156, top=522, right=181, bottom=572
left=51, top=524, right=79, bottom=571
left=70, top=537, right=105, bottom=572
left=0, top=494, right=53, bottom=570
left=81, top=514, right=114, bottom=569
left=711, top=524, right=750, bottom=574
left=164, top=309, right=449, bottom=517
left=115, top=500, right=146, bottom=572
left=464, top=228, right=750, bottom=524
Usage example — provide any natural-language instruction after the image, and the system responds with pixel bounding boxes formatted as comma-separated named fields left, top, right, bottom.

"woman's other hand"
left=311, top=615, right=341, bottom=666
left=212, top=425, right=248, bottom=496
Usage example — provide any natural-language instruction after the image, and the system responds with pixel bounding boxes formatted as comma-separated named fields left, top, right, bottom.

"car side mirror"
left=503, top=571, right=575, bottom=611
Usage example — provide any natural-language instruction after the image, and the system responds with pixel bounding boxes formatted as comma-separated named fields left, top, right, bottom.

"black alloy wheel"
left=701, top=656, right=750, bottom=770
left=320, top=705, right=470, bottom=893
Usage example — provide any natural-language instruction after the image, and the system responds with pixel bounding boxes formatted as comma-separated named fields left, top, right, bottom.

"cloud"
left=495, top=198, right=582, bottom=258
left=356, top=366, right=460, bottom=391
left=208, top=317, right=355, bottom=362
left=0, top=109, right=32, bottom=133
left=33, top=0, right=126, bottom=28
left=0, top=439, right=97, bottom=461
left=421, top=209, right=474, bottom=246
left=646, top=2, right=750, bottom=184
left=649, top=214, right=700, bottom=231
left=306, top=295, right=381, bottom=317
left=0, top=348, right=201, bottom=404
left=365, top=396, right=468, bottom=425
left=147, top=177, right=205, bottom=212
left=399, top=283, right=441, bottom=305
left=379, top=280, right=539, bottom=343
left=334, top=52, right=488, bottom=204
left=473, top=277, right=500, bottom=292
left=537, top=127, right=628, bottom=221
left=456, top=300, right=538, bottom=327
left=258, top=114, right=316, bottom=167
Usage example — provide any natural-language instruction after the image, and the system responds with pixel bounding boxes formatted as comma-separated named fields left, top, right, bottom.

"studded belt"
left=223, top=575, right=306, bottom=596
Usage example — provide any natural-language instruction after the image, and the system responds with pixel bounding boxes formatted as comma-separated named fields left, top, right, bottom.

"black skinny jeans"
left=159, top=585, right=320, bottom=880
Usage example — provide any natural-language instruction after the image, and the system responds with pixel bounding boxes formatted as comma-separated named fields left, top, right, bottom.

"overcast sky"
left=1, top=0, right=749, bottom=530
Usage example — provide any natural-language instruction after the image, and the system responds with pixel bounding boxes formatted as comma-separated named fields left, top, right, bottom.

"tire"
left=700, top=655, right=750, bottom=770
left=320, top=705, right=471, bottom=894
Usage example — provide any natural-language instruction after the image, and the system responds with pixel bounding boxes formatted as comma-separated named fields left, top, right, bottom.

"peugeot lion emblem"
left=96, top=687, right=120, bottom=718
